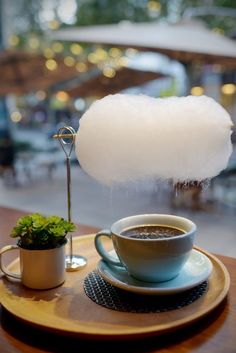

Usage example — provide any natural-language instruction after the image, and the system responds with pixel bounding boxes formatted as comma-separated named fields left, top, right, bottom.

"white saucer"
left=97, top=248, right=213, bottom=295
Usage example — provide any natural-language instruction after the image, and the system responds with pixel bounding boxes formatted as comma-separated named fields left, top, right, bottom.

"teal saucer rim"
left=97, top=248, right=213, bottom=295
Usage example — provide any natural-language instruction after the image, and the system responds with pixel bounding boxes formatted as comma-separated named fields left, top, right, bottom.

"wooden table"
left=0, top=206, right=235, bottom=353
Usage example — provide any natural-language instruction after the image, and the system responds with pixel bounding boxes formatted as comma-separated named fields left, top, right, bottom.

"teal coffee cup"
left=95, top=214, right=196, bottom=283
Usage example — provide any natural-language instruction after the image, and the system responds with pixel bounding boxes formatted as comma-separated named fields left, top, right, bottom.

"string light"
left=64, top=56, right=76, bottom=67
left=45, top=59, right=57, bottom=70
left=70, top=43, right=83, bottom=55
left=55, top=91, right=69, bottom=102
left=76, top=62, right=88, bottom=72
left=94, top=48, right=108, bottom=61
left=10, top=111, right=22, bottom=123
left=117, top=56, right=128, bottom=67
left=8, top=34, right=19, bottom=47
left=108, top=47, right=122, bottom=58
left=147, top=1, right=161, bottom=11
left=44, top=48, right=54, bottom=59
left=74, top=98, right=85, bottom=111
left=29, top=37, right=40, bottom=50
left=221, top=84, right=236, bottom=95
left=125, top=48, right=138, bottom=57
left=52, top=42, right=64, bottom=53
left=49, top=20, right=60, bottom=30
left=36, top=90, right=46, bottom=100
left=103, top=67, right=116, bottom=78
left=87, top=53, right=98, bottom=64
left=191, top=86, right=204, bottom=96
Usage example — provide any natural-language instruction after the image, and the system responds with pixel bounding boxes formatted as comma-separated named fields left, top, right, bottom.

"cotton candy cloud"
left=75, top=94, right=233, bottom=185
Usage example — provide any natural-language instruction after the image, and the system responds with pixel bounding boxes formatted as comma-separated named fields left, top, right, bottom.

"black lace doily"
left=84, top=270, right=207, bottom=313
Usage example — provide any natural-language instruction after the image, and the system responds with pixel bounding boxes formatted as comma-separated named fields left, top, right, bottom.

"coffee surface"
left=120, top=225, right=184, bottom=239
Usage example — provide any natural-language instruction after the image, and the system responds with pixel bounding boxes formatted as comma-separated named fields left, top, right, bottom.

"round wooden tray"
left=0, top=235, right=230, bottom=339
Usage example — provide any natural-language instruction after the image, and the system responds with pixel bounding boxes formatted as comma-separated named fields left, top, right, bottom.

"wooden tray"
left=0, top=235, right=230, bottom=339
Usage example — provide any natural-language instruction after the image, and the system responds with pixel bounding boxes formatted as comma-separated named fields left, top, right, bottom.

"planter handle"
left=0, top=245, right=21, bottom=279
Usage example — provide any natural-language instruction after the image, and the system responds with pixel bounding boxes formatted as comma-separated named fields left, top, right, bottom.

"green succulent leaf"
left=10, top=213, right=76, bottom=250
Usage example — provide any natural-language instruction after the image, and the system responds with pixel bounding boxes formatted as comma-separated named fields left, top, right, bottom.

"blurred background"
left=0, top=0, right=236, bottom=256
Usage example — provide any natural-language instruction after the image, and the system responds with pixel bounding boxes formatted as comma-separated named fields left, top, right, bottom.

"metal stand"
left=54, top=126, right=87, bottom=271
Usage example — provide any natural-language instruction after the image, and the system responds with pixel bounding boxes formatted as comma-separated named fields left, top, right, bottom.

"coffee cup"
left=95, top=214, right=196, bottom=283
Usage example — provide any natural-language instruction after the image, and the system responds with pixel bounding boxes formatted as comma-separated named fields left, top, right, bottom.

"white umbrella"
left=51, top=19, right=236, bottom=67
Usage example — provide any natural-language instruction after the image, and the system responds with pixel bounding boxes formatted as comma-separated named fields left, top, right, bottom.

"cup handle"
left=94, top=230, right=123, bottom=267
left=0, top=245, right=21, bottom=279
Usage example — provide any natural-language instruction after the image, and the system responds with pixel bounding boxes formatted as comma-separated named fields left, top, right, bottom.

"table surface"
left=0, top=206, right=235, bottom=353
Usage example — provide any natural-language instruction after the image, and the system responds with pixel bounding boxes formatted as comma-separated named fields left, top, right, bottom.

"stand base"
left=65, top=255, right=87, bottom=272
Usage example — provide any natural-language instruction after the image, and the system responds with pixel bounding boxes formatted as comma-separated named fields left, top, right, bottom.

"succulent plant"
left=11, top=213, right=76, bottom=250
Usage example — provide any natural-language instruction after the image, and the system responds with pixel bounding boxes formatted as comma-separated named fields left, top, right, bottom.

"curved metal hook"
left=57, top=126, right=76, bottom=158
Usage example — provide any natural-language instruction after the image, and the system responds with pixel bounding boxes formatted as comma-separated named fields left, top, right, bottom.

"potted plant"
left=10, top=213, right=76, bottom=249
left=0, top=213, right=76, bottom=289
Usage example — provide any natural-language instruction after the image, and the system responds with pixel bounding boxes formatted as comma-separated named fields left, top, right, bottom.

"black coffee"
left=120, top=225, right=185, bottom=239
